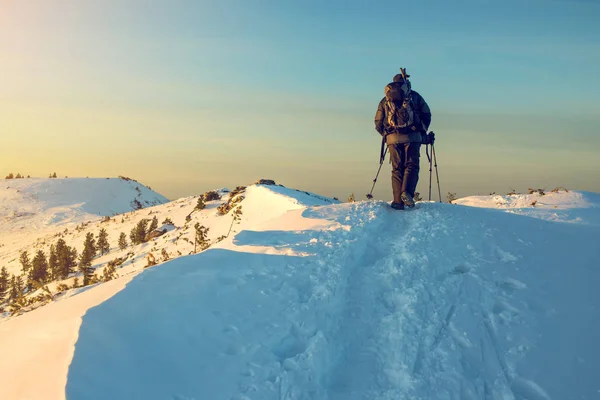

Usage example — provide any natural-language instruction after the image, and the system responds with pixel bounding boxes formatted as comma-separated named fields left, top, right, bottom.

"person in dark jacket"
left=374, top=72, right=431, bottom=210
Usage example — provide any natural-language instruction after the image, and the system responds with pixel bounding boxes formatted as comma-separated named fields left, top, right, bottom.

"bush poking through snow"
left=447, top=192, right=457, bottom=204
left=218, top=187, right=246, bottom=216
left=195, top=196, right=206, bottom=211
left=229, top=186, right=246, bottom=199
left=528, top=188, right=545, bottom=196
left=194, top=223, right=210, bottom=253
left=255, top=179, right=276, bottom=185
left=145, top=253, right=157, bottom=268
left=56, top=283, right=69, bottom=293
left=203, top=190, right=221, bottom=202
left=227, top=206, right=243, bottom=237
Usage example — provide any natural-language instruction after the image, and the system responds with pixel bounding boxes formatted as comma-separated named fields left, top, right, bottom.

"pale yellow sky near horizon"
left=2, top=89, right=599, bottom=201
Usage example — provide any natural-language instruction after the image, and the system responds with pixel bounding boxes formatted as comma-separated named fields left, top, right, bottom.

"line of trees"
left=0, top=227, right=128, bottom=312
left=4, top=173, right=29, bottom=179
left=3, top=173, right=60, bottom=179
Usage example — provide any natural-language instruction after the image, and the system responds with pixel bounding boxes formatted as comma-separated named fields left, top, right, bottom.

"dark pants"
left=389, top=142, right=420, bottom=204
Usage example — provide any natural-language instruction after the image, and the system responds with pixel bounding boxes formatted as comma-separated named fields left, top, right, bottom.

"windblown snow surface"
left=4, top=185, right=600, bottom=399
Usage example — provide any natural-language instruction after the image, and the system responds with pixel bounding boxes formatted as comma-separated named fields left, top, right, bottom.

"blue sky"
left=1, top=0, right=599, bottom=200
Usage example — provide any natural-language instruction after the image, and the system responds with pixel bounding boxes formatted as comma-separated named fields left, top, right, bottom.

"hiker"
left=374, top=69, right=431, bottom=210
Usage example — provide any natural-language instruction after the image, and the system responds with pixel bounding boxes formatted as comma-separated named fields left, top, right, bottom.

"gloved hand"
left=426, top=131, right=435, bottom=145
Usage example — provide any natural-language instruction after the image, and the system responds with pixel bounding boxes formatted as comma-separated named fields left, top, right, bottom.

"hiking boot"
left=400, top=192, right=415, bottom=208
left=390, top=202, right=404, bottom=210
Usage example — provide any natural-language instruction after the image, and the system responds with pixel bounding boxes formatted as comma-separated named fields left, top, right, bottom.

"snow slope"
left=0, top=177, right=168, bottom=276
left=454, top=189, right=600, bottom=226
left=3, top=186, right=600, bottom=400
left=0, top=177, right=168, bottom=225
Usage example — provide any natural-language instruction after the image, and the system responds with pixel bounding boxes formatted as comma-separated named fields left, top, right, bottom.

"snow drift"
left=2, top=184, right=599, bottom=400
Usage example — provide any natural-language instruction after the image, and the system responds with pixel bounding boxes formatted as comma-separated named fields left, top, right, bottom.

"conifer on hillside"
left=48, top=245, right=59, bottom=280
left=55, top=238, right=77, bottom=279
left=20, top=251, right=31, bottom=274
left=149, top=216, right=158, bottom=232
left=118, top=232, right=128, bottom=250
left=0, top=267, right=9, bottom=303
left=130, top=219, right=149, bottom=245
left=97, top=228, right=110, bottom=256
left=79, top=233, right=96, bottom=285
left=9, top=276, right=19, bottom=301
left=30, top=250, right=49, bottom=286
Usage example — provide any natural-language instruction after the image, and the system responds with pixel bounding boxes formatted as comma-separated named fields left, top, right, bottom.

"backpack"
left=384, top=81, right=415, bottom=130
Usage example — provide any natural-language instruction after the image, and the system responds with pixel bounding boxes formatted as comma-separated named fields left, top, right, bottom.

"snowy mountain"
left=1, top=183, right=599, bottom=400
left=0, top=177, right=168, bottom=275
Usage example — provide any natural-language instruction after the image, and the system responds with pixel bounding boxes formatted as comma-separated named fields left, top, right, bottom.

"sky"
left=1, top=0, right=599, bottom=201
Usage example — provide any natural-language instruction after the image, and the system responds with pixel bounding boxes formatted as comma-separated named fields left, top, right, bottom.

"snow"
left=0, top=276, right=134, bottom=400
left=0, top=177, right=169, bottom=276
left=454, top=189, right=600, bottom=226
left=1, top=183, right=600, bottom=400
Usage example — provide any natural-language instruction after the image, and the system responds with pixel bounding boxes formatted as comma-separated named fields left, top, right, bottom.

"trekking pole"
left=431, top=142, right=442, bottom=202
left=366, top=139, right=388, bottom=199
left=425, top=144, right=433, bottom=201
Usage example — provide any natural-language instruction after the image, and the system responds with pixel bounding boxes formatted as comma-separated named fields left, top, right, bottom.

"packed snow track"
left=66, top=197, right=600, bottom=400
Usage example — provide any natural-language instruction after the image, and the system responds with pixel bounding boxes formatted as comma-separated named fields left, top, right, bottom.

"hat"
left=393, top=74, right=404, bottom=82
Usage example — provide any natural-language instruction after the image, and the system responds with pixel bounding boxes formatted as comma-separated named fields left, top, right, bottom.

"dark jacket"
left=374, top=90, right=431, bottom=144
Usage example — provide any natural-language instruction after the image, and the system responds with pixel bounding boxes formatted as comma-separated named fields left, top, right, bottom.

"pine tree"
left=56, top=238, right=76, bottom=279
left=30, top=250, right=49, bottom=285
left=118, top=232, right=128, bottom=250
left=130, top=219, right=149, bottom=245
left=79, top=233, right=96, bottom=286
left=80, top=233, right=96, bottom=265
left=0, top=267, right=9, bottom=302
left=96, top=228, right=110, bottom=256
left=20, top=251, right=31, bottom=274
left=347, top=193, right=355, bottom=203
left=148, top=216, right=158, bottom=232
left=48, top=245, right=58, bottom=280
left=9, top=275, right=18, bottom=301
left=15, top=275, right=24, bottom=295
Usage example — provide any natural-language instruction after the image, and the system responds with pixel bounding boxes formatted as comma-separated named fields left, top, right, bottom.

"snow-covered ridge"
left=0, top=177, right=168, bottom=225
left=1, top=185, right=599, bottom=400
left=454, top=189, right=600, bottom=226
